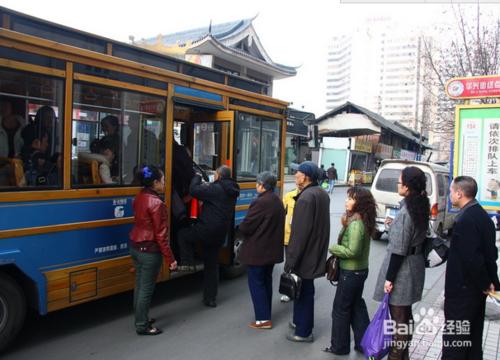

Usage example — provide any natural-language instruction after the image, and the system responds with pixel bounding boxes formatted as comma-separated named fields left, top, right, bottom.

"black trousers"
left=178, top=224, right=223, bottom=302
left=330, top=269, right=370, bottom=354
left=442, top=294, right=487, bottom=360
left=202, top=240, right=221, bottom=302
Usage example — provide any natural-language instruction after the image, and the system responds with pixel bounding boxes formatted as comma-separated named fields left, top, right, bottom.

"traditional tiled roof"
left=143, top=19, right=254, bottom=46
left=193, top=35, right=296, bottom=75
left=141, top=17, right=296, bottom=77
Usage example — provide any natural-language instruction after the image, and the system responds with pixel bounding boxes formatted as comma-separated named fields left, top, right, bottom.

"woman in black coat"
left=239, top=171, right=285, bottom=330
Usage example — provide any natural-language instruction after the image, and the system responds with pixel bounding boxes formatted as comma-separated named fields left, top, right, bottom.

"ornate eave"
left=136, top=18, right=296, bottom=80
left=185, top=35, right=296, bottom=79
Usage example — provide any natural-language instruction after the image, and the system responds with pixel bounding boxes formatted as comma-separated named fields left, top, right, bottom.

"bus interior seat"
left=0, top=157, right=26, bottom=187
left=77, top=157, right=101, bottom=185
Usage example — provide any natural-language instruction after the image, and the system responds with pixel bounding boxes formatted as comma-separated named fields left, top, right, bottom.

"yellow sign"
left=354, top=140, right=372, bottom=153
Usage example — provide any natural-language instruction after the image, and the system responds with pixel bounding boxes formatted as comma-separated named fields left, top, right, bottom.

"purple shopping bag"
left=360, top=293, right=392, bottom=360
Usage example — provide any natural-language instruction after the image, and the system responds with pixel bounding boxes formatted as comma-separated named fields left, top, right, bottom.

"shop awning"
left=318, top=113, right=381, bottom=137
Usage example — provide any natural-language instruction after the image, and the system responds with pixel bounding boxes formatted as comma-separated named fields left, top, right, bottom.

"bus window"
left=235, top=113, right=261, bottom=181
left=0, top=67, right=64, bottom=190
left=193, top=122, right=230, bottom=171
left=71, top=82, right=165, bottom=187
left=235, top=113, right=281, bottom=181
left=261, top=119, right=281, bottom=176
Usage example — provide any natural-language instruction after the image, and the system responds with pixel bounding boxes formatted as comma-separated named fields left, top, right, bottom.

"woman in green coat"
left=323, top=187, right=376, bottom=355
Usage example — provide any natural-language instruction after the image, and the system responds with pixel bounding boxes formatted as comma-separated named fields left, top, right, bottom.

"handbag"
left=423, top=235, right=449, bottom=268
left=325, top=214, right=351, bottom=285
left=325, top=255, right=340, bottom=285
left=279, top=272, right=302, bottom=300
left=360, top=293, right=392, bottom=360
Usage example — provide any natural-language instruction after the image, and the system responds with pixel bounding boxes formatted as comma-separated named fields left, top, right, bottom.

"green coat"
left=329, top=219, right=370, bottom=271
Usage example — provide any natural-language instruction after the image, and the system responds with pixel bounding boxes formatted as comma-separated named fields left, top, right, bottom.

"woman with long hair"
left=373, top=166, right=430, bottom=359
left=324, top=186, right=377, bottom=355
left=129, top=165, right=177, bottom=335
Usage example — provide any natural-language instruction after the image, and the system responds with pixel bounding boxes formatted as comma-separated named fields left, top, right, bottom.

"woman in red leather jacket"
left=130, top=165, right=177, bottom=335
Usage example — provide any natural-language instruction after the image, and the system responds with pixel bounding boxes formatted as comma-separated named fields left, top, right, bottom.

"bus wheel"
left=222, top=234, right=246, bottom=279
left=372, top=231, right=383, bottom=241
left=0, top=273, right=26, bottom=352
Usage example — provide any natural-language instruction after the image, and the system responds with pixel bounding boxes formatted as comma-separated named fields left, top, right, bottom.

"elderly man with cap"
left=284, top=161, right=330, bottom=342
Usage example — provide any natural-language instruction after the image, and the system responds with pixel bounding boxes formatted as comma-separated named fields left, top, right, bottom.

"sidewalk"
left=409, top=236, right=500, bottom=360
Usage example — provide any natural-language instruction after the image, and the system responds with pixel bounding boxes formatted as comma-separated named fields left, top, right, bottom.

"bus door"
left=171, top=107, right=235, bottom=266
left=190, top=111, right=235, bottom=266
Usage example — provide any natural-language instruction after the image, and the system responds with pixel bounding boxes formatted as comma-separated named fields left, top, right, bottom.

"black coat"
left=445, top=202, right=500, bottom=298
left=285, top=183, right=330, bottom=279
left=190, top=175, right=240, bottom=239
left=239, top=190, right=285, bottom=266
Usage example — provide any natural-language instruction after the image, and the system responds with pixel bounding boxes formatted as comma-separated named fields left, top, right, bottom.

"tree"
left=422, top=5, right=500, bottom=137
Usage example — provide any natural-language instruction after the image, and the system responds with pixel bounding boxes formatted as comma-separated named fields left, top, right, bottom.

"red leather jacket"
left=129, top=188, right=175, bottom=265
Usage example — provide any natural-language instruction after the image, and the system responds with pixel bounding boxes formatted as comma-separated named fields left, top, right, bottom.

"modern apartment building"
left=326, top=18, right=432, bottom=134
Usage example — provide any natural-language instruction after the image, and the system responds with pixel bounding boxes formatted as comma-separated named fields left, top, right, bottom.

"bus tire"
left=372, top=231, right=383, bottom=241
left=222, top=234, right=246, bottom=279
left=0, top=273, right=26, bottom=352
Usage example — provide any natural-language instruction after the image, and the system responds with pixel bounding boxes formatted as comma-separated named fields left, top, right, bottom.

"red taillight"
left=430, top=203, right=438, bottom=219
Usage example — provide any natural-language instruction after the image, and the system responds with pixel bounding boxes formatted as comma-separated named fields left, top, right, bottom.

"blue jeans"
left=328, top=179, right=335, bottom=193
left=293, top=278, right=315, bottom=337
left=247, top=265, right=274, bottom=321
left=330, top=269, right=370, bottom=353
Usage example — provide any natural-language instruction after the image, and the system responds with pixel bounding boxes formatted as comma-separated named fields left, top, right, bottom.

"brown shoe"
left=248, top=320, right=272, bottom=329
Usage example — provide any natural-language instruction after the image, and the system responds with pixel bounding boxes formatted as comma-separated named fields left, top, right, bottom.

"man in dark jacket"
left=285, top=161, right=330, bottom=342
left=178, top=165, right=240, bottom=307
left=239, top=171, right=285, bottom=329
left=327, top=163, right=338, bottom=194
left=442, top=176, right=500, bottom=359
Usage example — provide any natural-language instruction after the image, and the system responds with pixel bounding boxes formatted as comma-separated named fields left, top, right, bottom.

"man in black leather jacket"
left=178, top=165, right=240, bottom=307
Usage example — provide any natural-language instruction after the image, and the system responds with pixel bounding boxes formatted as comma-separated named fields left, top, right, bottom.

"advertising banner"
left=454, top=105, right=500, bottom=210
left=446, top=75, right=500, bottom=100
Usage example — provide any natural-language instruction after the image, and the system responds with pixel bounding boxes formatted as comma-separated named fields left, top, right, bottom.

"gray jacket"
left=285, top=183, right=330, bottom=279
left=373, top=200, right=426, bottom=306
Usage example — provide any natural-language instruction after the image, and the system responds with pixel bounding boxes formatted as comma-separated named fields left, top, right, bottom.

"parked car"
left=370, top=159, right=455, bottom=240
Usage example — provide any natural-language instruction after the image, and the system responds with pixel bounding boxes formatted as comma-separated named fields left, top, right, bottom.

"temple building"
left=133, top=17, right=296, bottom=96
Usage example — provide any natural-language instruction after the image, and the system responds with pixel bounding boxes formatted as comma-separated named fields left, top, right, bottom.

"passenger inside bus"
left=22, top=106, right=57, bottom=158
left=96, top=139, right=117, bottom=185
left=0, top=97, right=24, bottom=158
left=90, top=115, right=120, bottom=177
left=21, top=132, right=53, bottom=186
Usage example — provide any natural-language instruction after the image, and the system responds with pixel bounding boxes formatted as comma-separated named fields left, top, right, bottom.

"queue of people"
left=128, top=159, right=499, bottom=360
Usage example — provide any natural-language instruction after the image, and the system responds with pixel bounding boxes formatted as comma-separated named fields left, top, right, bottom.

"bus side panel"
left=0, top=197, right=134, bottom=231
left=0, top=224, right=135, bottom=314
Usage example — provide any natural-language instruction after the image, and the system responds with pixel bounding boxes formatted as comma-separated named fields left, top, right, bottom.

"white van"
left=370, top=160, right=455, bottom=240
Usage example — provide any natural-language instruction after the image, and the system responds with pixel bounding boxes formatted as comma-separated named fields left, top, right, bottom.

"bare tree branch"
left=420, top=5, right=500, bottom=160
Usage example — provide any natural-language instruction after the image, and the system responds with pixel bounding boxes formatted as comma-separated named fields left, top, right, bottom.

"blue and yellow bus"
left=0, top=7, right=287, bottom=350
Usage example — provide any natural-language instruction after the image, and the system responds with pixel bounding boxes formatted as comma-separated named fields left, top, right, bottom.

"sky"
left=1, top=0, right=498, bottom=116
